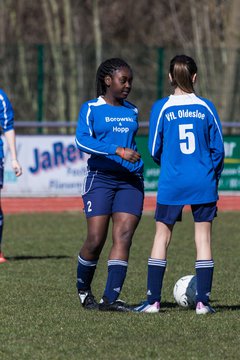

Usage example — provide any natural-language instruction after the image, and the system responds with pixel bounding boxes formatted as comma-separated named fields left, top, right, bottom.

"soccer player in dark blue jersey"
left=0, top=89, right=22, bottom=263
left=135, top=55, right=224, bottom=314
left=75, top=58, right=144, bottom=311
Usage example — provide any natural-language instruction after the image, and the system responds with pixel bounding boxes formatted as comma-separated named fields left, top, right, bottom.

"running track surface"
left=2, top=195, right=240, bottom=214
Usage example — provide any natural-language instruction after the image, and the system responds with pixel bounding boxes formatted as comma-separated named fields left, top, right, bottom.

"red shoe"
left=0, top=252, right=7, bottom=263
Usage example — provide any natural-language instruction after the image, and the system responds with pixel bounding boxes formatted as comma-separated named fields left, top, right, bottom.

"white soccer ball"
left=173, top=275, right=196, bottom=308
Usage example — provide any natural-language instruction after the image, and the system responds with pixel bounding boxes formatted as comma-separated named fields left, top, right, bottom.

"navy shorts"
left=0, top=158, right=4, bottom=189
left=155, top=202, right=217, bottom=225
left=82, top=170, right=144, bottom=218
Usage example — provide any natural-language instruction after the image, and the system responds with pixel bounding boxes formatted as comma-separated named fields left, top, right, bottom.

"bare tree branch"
left=42, top=0, right=65, bottom=122
left=63, top=0, right=78, bottom=122
left=93, top=0, right=102, bottom=69
left=169, top=0, right=189, bottom=50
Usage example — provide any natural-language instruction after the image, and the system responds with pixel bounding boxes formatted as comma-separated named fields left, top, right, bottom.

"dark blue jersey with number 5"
left=148, top=93, right=225, bottom=205
left=75, top=96, right=143, bottom=174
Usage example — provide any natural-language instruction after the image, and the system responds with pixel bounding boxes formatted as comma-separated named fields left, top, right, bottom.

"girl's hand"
left=116, top=147, right=141, bottom=163
left=11, top=159, right=22, bottom=177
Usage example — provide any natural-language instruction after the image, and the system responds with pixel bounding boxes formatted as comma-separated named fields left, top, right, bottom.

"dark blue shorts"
left=0, top=158, right=4, bottom=189
left=82, top=170, right=144, bottom=218
left=155, top=202, right=217, bottom=225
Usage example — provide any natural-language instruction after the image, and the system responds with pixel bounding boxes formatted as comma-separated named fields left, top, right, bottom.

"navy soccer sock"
left=76, top=255, right=98, bottom=292
left=147, top=258, right=167, bottom=304
left=103, top=260, right=128, bottom=303
left=195, top=259, right=214, bottom=305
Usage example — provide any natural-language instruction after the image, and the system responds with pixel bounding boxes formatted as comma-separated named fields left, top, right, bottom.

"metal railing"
left=14, top=121, right=240, bottom=130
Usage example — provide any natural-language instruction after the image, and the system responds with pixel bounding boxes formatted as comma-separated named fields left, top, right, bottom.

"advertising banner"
left=135, top=136, right=159, bottom=193
left=3, top=135, right=89, bottom=196
left=136, top=135, right=240, bottom=193
left=2, top=134, right=240, bottom=196
left=219, top=136, right=240, bottom=191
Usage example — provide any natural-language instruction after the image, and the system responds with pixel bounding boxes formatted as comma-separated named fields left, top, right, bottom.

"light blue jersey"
left=148, top=93, right=225, bottom=205
left=75, top=96, right=143, bottom=174
left=0, top=89, right=14, bottom=158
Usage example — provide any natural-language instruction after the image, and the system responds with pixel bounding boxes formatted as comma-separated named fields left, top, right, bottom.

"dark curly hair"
left=96, top=58, right=132, bottom=97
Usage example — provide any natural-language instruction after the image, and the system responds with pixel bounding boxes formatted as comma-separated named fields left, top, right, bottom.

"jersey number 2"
left=87, top=201, right=92, bottom=212
left=179, top=124, right=195, bottom=154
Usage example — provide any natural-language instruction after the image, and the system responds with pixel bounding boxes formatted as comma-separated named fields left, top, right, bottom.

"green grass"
left=0, top=212, right=239, bottom=360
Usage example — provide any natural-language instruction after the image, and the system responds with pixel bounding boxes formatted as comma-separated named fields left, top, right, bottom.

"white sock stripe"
left=195, top=262, right=214, bottom=266
left=148, top=260, right=167, bottom=265
left=148, top=258, right=167, bottom=267
left=107, top=260, right=128, bottom=267
left=78, top=255, right=98, bottom=267
left=195, top=260, right=214, bottom=268
left=195, top=264, right=214, bottom=268
left=148, top=262, right=167, bottom=267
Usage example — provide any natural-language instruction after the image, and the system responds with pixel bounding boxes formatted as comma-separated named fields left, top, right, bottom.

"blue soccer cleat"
left=134, top=300, right=160, bottom=313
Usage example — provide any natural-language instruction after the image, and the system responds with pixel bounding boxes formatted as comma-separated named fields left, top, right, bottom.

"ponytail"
left=169, top=55, right=197, bottom=93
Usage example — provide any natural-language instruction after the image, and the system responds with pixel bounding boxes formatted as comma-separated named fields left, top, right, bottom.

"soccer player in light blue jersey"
left=0, top=89, right=22, bottom=263
left=135, top=55, right=224, bottom=314
left=75, top=58, right=144, bottom=311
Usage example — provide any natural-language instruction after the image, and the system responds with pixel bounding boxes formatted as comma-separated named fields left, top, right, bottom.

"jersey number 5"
left=179, top=124, right=196, bottom=154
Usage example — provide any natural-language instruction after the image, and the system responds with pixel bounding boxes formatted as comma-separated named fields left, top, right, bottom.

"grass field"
left=0, top=212, right=239, bottom=360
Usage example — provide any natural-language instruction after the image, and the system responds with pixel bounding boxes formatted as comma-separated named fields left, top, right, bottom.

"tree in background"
left=0, top=0, right=239, bottom=125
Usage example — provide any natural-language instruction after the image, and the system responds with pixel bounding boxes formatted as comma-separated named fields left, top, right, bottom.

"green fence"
left=136, top=135, right=240, bottom=193
left=0, top=45, right=240, bottom=127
